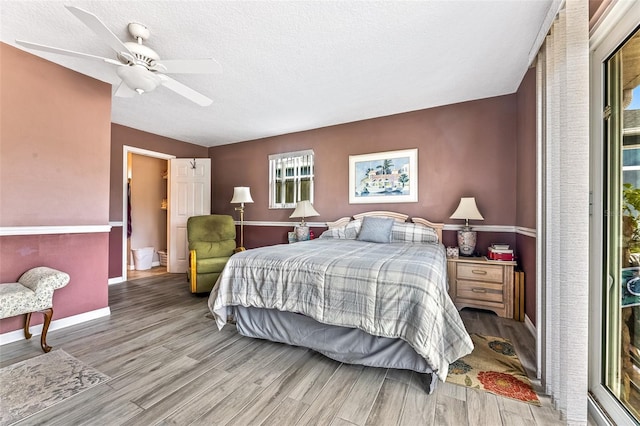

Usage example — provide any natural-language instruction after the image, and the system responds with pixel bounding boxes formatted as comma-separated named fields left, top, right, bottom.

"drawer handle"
left=472, top=288, right=487, bottom=293
left=471, top=269, right=488, bottom=275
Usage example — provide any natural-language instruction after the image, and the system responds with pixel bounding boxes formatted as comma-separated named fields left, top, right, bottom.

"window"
left=601, top=28, right=640, bottom=424
left=269, top=150, right=314, bottom=208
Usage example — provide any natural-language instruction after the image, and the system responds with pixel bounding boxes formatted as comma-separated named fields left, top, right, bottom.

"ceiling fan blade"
left=114, top=80, right=137, bottom=98
left=65, top=5, right=134, bottom=57
left=153, top=58, right=223, bottom=74
left=158, top=74, right=212, bottom=107
left=15, top=40, right=123, bottom=66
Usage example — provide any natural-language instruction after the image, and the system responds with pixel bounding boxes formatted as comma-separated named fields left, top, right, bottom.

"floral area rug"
left=446, top=334, right=540, bottom=405
left=0, top=349, right=110, bottom=425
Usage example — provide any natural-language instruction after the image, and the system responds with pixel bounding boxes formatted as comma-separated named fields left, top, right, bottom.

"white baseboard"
left=524, top=314, right=536, bottom=338
left=108, top=276, right=125, bottom=285
left=0, top=307, right=111, bottom=346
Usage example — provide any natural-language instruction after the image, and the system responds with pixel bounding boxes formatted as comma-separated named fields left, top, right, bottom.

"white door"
left=168, top=158, right=211, bottom=273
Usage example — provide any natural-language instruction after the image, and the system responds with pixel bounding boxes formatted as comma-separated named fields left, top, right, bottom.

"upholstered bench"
left=0, top=267, right=70, bottom=352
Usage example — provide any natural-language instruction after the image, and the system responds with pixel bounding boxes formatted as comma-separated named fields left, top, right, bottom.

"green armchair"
left=187, top=214, right=236, bottom=293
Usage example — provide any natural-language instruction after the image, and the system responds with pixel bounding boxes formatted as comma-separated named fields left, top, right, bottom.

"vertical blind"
left=536, top=1, right=590, bottom=423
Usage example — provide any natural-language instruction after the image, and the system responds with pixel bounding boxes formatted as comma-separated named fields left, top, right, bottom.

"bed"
left=207, top=211, right=473, bottom=392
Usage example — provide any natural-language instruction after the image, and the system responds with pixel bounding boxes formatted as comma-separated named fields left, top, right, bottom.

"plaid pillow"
left=319, top=219, right=362, bottom=240
left=391, top=222, right=439, bottom=243
left=343, top=219, right=362, bottom=239
left=319, top=227, right=342, bottom=239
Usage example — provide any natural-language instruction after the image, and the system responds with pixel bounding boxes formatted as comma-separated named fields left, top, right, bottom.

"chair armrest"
left=18, top=267, right=70, bottom=294
left=189, top=249, right=197, bottom=293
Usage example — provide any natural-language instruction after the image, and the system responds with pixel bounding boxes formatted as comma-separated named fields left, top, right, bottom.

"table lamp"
left=450, top=197, right=484, bottom=256
left=290, top=200, right=319, bottom=241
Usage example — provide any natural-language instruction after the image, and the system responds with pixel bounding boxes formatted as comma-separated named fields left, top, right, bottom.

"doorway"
left=122, top=146, right=175, bottom=280
left=128, top=153, right=168, bottom=279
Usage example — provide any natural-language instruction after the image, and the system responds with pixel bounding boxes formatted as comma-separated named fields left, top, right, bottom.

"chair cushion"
left=0, top=283, right=45, bottom=318
left=196, top=256, right=232, bottom=274
left=192, top=240, right=236, bottom=259
left=188, top=215, right=236, bottom=246
left=0, top=267, right=70, bottom=319
left=194, top=272, right=222, bottom=293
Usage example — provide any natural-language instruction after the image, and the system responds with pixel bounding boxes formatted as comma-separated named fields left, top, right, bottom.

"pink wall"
left=0, top=234, right=109, bottom=332
left=516, top=67, right=537, bottom=325
left=0, top=43, right=111, bottom=226
left=109, top=227, right=123, bottom=278
left=209, top=95, right=518, bottom=227
left=109, top=124, right=208, bottom=221
left=108, top=124, right=209, bottom=278
left=0, top=42, right=112, bottom=333
left=209, top=92, right=537, bottom=322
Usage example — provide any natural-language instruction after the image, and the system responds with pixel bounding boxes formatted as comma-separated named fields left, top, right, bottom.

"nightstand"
left=446, top=257, right=516, bottom=318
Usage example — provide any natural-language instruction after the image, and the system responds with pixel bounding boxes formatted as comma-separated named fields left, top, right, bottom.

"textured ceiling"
left=1, top=1, right=554, bottom=147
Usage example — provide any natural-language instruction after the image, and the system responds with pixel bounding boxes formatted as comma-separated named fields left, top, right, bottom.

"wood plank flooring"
left=0, top=274, right=567, bottom=425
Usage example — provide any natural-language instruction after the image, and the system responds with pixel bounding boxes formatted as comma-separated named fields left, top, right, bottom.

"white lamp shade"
left=449, top=197, right=484, bottom=221
left=289, top=200, right=320, bottom=219
left=230, top=187, right=254, bottom=204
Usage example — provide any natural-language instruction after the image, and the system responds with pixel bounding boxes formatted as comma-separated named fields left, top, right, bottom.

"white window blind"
left=537, top=1, right=590, bottom=423
left=269, top=149, right=314, bottom=209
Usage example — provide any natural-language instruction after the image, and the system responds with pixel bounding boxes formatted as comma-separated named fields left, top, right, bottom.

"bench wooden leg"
left=23, top=309, right=54, bottom=352
left=40, top=308, right=53, bottom=353
left=24, top=312, right=32, bottom=339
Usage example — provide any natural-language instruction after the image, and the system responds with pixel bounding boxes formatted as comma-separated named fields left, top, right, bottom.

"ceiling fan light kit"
left=116, top=65, right=161, bottom=94
left=14, top=5, right=221, bottom=105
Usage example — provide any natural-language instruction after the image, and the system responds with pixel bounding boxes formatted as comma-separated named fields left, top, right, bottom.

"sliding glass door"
left=602, top=26, right=640, bottom=424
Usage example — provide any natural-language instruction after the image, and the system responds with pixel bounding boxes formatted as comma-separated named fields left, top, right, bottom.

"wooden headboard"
left=325, top=211, right=444, bottom=242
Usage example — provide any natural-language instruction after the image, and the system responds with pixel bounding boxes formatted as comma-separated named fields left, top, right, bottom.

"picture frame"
left=349, top=148, right=418, bottom=204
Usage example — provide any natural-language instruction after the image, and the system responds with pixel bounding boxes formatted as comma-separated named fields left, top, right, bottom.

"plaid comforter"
left=208, top=239, right=473, bottom=381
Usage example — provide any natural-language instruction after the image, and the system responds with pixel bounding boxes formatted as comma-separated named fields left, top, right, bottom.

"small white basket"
left=158, top=250, right=167, bottom=266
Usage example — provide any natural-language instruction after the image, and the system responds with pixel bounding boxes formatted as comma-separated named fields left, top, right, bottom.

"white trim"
left=589, top=0, right=638, bottom=51
left=0, top=307, right=111, bottom=346
left=0, top=225, right=111, bottom=236
left=108, top=276, right=125, bottom=285
left=444, top=224, right=514, bottom=233
left=124, top=146, right=176, bottom=161
left=527, top=0, right=564, bottom=66
left=122, top=145, right=176, bottom=280
left=516, top=226, right=537, bottom=238
left=239, top=221, right=536, bottom=235
left=268, top=149, right=314, bottom=161
left=109, top=221, right=123, bottom=227
left=524, top=313, right=537, bottom=340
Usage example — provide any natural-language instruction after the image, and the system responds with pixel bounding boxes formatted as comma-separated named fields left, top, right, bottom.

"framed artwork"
left=349, top=148, right=418, bottom=204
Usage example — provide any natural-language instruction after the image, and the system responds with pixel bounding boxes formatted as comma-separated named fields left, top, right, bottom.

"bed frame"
left=325, top=211, right=444, bottom=243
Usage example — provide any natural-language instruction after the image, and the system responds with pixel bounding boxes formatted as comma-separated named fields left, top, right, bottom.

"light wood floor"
left=0, top=274, right=567, bottom=425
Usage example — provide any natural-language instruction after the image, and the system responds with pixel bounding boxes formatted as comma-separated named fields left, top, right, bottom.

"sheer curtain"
left=536, top=1, right=590, bottom=424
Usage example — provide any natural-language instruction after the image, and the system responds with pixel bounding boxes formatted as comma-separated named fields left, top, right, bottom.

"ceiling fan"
left=15, top=5, right=221, bottom=106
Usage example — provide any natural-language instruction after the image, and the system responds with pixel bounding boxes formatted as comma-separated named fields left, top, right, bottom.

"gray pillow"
left=357, top=217, right=394, bottom=243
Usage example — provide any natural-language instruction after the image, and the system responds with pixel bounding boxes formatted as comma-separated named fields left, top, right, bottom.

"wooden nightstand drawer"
left=456, top=280, right=504, bottom=303
left=446, top=257, right=515, bottom=318
left=456, top=263, right=503, bottom=283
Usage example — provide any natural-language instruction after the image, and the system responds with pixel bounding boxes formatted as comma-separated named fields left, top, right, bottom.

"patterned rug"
left=447, top=334, right=540, bottom=405
left=0, top=350, right=110, bottom=425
